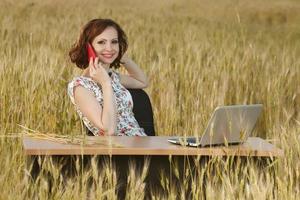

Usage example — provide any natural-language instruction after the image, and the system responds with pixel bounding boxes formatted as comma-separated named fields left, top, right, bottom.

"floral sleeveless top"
left=67, top=69, right=146, bottom=136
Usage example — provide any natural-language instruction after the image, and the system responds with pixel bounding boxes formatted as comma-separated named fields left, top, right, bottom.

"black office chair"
left=86, top=89, right=155, bottom=136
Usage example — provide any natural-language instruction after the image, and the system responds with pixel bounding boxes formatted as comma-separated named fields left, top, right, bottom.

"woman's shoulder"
left=70, top=75, right=93, bottom=82
left=68, top=76, right=96, bottom=87
left=67, top=76, right=99, bottom=98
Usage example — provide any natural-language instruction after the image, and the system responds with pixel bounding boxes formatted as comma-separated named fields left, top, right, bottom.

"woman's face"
left=91, top=26, right=119, bottom=64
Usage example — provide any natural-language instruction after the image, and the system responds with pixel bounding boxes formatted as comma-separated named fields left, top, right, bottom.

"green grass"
left=0, top=0, right=299, bottom=199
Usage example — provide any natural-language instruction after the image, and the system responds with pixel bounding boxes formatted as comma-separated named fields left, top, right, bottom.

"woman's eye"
left=98, top=41, right=105, bottom=45
left=112, top=40, right=119, bottom=44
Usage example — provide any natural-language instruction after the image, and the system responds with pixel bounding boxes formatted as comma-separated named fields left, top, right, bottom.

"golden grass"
left=0, top=0, right=299, bottom=199
left=19, top=125, right=122, bottom=147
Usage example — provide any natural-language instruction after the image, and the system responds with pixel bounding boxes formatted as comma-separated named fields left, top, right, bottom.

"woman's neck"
left=102, top=63, right=110, bottom=70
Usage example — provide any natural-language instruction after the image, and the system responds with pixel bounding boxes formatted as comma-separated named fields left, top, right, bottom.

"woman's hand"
left=118, top=53, right=149, bottom=89
left=89, top=57, right=111, bottom=85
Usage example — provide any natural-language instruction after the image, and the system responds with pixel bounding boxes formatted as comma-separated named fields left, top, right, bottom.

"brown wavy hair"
left=69, top=19, right=128, bottom=69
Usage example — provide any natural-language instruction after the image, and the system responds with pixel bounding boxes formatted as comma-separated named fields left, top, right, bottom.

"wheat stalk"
left=18, top=124, right=123, bottom=147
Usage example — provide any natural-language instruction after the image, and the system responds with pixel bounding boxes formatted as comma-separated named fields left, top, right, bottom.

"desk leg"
left=256, top=157, right=279, bottom=199
left=26, top=155, right=42, bottom=182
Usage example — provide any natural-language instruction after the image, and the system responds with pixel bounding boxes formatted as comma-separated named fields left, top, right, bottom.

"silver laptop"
left=168, top=104, right=263, bottom=147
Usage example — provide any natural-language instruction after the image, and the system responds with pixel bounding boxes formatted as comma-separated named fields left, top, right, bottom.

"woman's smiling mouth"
left=101, top=53, right=114, bottom=58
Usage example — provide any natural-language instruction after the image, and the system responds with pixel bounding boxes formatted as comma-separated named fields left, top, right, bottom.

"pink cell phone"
left=87, top=43, right=97, bottom=62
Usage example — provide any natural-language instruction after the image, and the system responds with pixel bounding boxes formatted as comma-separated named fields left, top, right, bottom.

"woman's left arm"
left=119, top=54, right=149, bottom=89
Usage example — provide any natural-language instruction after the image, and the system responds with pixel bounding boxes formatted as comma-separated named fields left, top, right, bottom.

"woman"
left=68, top=19, right=148, bottom=136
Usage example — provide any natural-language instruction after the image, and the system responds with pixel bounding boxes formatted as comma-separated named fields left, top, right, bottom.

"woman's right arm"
left=73, top=58, right=117, bottom=135
left=74, top=84, right=116, bottom=135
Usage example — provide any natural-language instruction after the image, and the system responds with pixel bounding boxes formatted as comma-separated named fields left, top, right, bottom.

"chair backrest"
left=127, top=89, right=155, bottom=136
left=86, top=89, right=155, bottom=136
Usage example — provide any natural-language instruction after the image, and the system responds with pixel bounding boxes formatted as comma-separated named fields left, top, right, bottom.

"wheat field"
left=0, top=0, right=299, bottom=199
